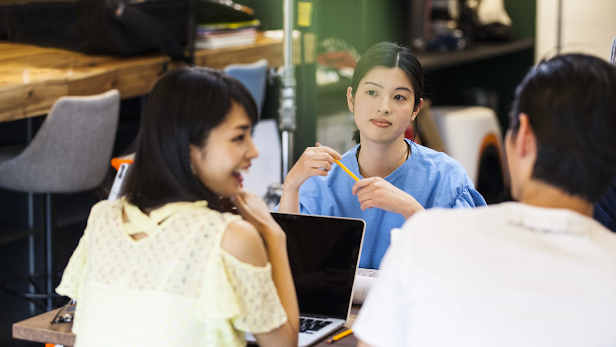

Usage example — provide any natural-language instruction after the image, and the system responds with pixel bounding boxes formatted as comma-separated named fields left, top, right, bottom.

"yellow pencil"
left=316, top=143, right=359, bottom=182
left=326, top=329, right=353, bottom=344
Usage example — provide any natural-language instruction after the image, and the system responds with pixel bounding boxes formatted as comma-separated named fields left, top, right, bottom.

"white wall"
left=536, top=0, right=616, bottom=62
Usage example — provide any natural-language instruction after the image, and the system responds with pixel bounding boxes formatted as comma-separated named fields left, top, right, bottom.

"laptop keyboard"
left=299, top=317, right=332, bottom=333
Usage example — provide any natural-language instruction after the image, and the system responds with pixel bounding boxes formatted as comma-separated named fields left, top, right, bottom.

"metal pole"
left=556, top=0, right=563, bottom=54
left=278, top=0, right=297, bottom=180
left=43, top=193, right=54, bottom=311
left=26, top=118, right=35, bottom=315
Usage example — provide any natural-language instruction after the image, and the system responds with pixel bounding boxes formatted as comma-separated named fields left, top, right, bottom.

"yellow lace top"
left=56, top=198, right=287, bottom=347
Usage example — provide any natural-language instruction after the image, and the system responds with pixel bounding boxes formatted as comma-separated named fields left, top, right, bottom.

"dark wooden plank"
left=416, top=38, right=535, bottom=71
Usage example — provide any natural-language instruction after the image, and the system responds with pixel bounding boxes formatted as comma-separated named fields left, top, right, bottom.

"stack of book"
left=195, top=19, right=260, bottom=50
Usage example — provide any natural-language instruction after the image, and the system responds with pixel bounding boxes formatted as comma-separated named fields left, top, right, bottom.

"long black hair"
left=350, top=42, right=424, bottom=142
left=122, top=67, right=258, bottom=212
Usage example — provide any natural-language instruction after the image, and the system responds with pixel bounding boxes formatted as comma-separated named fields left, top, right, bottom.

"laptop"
left=247, top=212, right=365, bottom=346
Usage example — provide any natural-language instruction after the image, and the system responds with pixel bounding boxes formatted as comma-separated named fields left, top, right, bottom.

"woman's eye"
left=394, top=95, right=407, bottom=101
left=367, top=90, right=376, bottom=96
left=233, top=134, right=245, bottom=142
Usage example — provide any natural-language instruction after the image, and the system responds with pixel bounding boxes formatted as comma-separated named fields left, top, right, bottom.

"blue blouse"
left=280, top=139, right=486, bottom=269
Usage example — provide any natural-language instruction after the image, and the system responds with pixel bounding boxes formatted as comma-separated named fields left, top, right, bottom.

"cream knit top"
left=56, top=198, right=287, bottom=347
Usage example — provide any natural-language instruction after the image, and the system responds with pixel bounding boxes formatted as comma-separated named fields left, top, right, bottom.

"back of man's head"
left=509, top=54, right=616, bottom=203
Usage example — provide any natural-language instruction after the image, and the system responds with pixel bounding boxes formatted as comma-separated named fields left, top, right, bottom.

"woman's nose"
left=378, top=98, right=391, bottom=114
left=247, top=137, right=259, bottom=159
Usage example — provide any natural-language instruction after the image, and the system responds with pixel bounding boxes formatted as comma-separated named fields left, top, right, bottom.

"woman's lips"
left=371, top=119, right=392, bottom=128
left=232, top=172, right=244, bottom=188
left=232, top=167, right=249, bottom=186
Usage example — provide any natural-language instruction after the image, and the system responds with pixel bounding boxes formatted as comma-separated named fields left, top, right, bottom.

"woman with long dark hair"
left=57, top=67, right=299, bottom=347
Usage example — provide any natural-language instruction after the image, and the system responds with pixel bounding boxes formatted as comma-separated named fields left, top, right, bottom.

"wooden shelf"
left=415, top=38, right=535, bottom=71
left=0, top=33, right=310, bottom=124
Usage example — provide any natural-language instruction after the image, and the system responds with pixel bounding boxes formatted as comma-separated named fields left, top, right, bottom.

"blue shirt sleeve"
left=452, top=187, right=487, bottom=208
left=272, top=176, right=339, bottom=216
left=595, top=181, right=616, bottom=232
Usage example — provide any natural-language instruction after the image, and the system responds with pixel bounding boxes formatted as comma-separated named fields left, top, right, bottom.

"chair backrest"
left=0, top=90, right=120, bottom=193
left=224, top=59, right=268, bottom=116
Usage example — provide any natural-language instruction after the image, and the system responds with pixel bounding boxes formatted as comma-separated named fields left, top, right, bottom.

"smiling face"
left=347, top=67, right=422, bottom=145
left=189, top=101, right=258, bottom=198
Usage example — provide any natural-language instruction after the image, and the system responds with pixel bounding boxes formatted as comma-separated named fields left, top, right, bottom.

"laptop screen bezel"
left=271, top=212, right=366, bottom=321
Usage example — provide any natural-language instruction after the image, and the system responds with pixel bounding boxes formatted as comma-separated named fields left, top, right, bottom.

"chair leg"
left=27, top=192, right=36, bottom=315
left=43, top=193, right=55, bottom=311
left=26, top=117, right=37, bottom=315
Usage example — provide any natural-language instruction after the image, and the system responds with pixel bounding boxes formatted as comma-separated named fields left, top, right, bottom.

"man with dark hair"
left=353, top=54, right=616, bottom=347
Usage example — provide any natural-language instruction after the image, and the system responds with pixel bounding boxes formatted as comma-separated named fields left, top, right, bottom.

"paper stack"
left=195, top=19, right=260, bottom=50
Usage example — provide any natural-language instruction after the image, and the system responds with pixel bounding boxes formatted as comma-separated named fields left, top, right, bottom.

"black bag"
left=1, top=0, right=196, bottom=62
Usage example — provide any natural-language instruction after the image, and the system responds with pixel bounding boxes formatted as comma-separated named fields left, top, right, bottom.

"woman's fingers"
left=352, top=177, right=423, bottom=218
left=302, top=159, right=332, bottom=171
left=286, top=147, right=339, bottom=187
left=309, top=168, right=329, bottom=177
left=303, top=151, right=336, bottom=166
left=232, top=191, right=273, bottom=226
left=352, top=177, right=377, bottom=195
left=359, top=199, right=375, bottom=211
left=230, top=191, right=248, bottom=214
left=315, top=143, right=343, bottom=160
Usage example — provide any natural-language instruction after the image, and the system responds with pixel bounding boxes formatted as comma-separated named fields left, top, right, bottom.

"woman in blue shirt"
left=278, top=42, right=486, bottom=269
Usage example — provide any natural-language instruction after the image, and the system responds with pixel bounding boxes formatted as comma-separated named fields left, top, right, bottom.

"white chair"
left=431, top=106, right=508, bottom=203
left=224, top=59, right=281, bottom=199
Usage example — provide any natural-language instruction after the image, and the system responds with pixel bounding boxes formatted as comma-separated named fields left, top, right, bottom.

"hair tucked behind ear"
left=122, top=67, right=258, bottom=212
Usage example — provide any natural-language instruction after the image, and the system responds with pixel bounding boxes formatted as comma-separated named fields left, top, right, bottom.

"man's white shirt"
left=354, top=202, right=616, bottom=347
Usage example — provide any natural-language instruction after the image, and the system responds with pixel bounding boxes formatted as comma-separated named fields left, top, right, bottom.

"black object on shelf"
left=414, top=38, right=534, bottom=71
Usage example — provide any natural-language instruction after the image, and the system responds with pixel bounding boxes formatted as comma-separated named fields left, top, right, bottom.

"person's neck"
left=357, top=137, right=409, bottom=178
left=519, top=179, right=594, bottom=217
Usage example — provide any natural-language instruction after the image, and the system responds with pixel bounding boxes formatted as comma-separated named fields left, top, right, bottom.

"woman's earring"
left=190, top=163, right=197, bottom=175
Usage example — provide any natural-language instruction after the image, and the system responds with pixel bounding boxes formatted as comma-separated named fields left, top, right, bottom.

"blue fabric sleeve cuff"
left=452, top=187, right=487, bottom=208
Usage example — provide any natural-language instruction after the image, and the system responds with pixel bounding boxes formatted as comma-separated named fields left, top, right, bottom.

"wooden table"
left=0, top=32, right=312, bottom=124
left=13, top=306, right=359, bottom=346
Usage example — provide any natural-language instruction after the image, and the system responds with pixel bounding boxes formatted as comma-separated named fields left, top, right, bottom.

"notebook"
left=246, top=212, right=365, bottom=346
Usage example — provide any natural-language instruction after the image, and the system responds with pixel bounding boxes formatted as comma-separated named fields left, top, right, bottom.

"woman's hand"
left=228, top=190, right=300, bottom=346
left=352, top=177, right=424, bottom=219
left=231, top=191, right=285, bottom=244
left=283, top=144, right=342, bottom=191
left=278, top=144, right=342, bottom=214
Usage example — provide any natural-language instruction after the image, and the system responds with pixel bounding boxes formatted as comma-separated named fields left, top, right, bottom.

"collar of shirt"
left=121, top=197, right=208, bottom=236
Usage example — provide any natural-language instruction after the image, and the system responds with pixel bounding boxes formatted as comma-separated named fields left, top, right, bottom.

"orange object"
left=315, top=143, right=359, bottom=182
left=326, top=329, right=353, bottom=344
left=111, top=158, right=134, bottom=170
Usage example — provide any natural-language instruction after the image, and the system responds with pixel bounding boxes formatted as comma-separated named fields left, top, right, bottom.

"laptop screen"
left=271, top=213, right=365, bottom=320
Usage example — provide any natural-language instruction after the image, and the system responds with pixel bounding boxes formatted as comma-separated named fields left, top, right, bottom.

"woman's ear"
left=188, top=144, right=201, bottom=174
left=410, top=98, right=423, bottom=122
left=346, top=86, right=354, bottom=113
